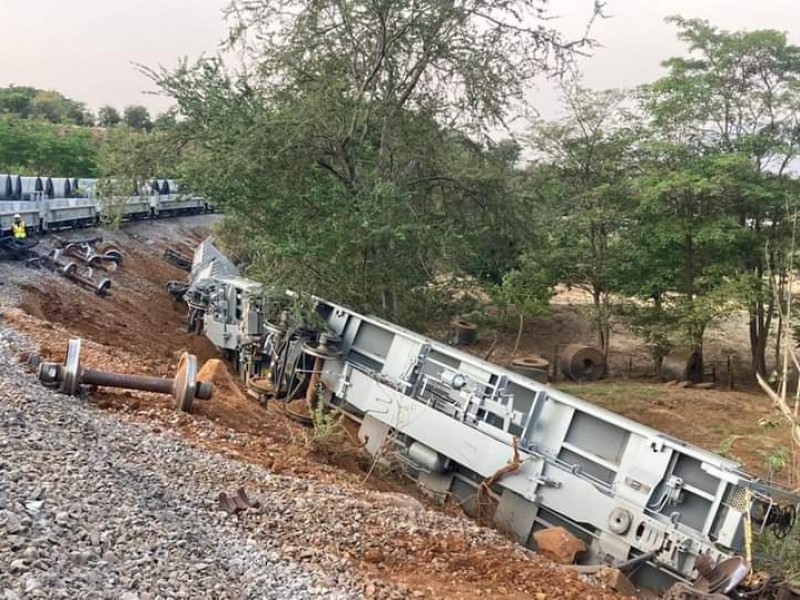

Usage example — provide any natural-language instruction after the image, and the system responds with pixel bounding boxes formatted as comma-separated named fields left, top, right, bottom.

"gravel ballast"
left=0, top=324, right=361, bottom=600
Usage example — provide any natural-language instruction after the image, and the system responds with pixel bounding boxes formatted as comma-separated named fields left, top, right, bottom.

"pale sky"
left=1, top=0, right=799, bottom=118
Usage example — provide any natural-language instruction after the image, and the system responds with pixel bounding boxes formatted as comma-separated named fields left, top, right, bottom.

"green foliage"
left=123, top=105, right=152, bottom=131
left=525, top=84, right=639, bottom=353
left=766, top=445, right=789, bottom=478
left=716, top=435, right=741, bottom=462
left=145, top=0, right=601, bottom=323
left=97, top=105, right=121, bottom=127
left=0, top=115, right=98, bottom=175
left=96, top=126, right=180, bottom=226
left=639, top=17, right=800, bottom=370
left=493, top=255, right=553, bottom=320
left=304, top=387, right=345, bottom=454
left=152, top=110, right=177, bottom=131
left=99, top=126, right=179, bottom=184
left=0, top=86, right=92, bottom=125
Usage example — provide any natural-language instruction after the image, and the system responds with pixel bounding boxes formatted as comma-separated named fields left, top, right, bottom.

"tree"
left=0, top=86, right=37, bottom=118
left=524, top=85, right=638, bottom=363
left=643, top=17, right=800, bottom=373
left=620, top=146, right=753, bottom=351
left=123, top=105, right=152, bottom=131
left=98, top=105, right=121, bottom=127
left=152, top=110, right=177, bottom=130
left=0, top=86, right=92, bottom=124
left=0, top=115, right=99, bottom=175
left=148, top=0, right=604, bottom=322
left=30, top=90, right=91, bottom=125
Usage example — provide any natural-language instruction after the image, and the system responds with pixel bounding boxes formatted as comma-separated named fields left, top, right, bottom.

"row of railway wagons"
left=0, top=176, right=212, bottom=236
left=0, top=175, right=178, bottom=201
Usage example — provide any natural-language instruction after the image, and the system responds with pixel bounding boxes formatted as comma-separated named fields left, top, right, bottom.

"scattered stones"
left=4, top=512, right=23, bottom=534
left=371, top=492, right=425, bottom=513
left=9, top=559, right=27, bottom=573
left=0, top=322, right=358, bottom=599
left=596, top=568, right=637, bottom=596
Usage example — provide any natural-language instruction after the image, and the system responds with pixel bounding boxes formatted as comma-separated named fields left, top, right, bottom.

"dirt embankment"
left=1, top=219, right=627, bottom=600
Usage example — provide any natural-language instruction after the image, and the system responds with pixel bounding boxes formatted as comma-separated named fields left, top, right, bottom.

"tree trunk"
left=749, top=263, right=773, bottom=378
left=592, top=288, right=610, bottom=376
left=510, top=313, right=524, bottom=364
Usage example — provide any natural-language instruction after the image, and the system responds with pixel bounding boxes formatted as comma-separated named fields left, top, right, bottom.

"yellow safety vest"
left=11, top=222, right=26, bottom=239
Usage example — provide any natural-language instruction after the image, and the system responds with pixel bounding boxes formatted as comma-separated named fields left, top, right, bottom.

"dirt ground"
left=0, top=217, right=628, bottom=599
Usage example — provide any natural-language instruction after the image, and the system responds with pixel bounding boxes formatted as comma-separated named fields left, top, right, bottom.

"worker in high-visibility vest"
left=11, top=214, right=26, bottom=239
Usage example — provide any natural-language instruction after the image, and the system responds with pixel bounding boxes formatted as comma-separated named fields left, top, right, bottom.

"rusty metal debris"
left=52, top=234, right=104, bottom=248
left=63, top=242, right=120, bottom=273
left=218, top=488, right=257, bottom=515
left=0, top=236, right=41, bottom=266
left=164, top=248, right=192, bottom=270
left=166, top=281, right=190, bottom=301
left=61, top=262, right=112, bottom=296
left=37, top=338, right=212, bottom=413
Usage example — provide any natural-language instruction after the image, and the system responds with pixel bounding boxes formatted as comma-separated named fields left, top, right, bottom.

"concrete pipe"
left=559, top=344, right=605, bottom=382
left=451, top=319, right=478, bottom=345
left=661, top=350, right=703, bottom=383
left=510, top=355, right=550, bottom=383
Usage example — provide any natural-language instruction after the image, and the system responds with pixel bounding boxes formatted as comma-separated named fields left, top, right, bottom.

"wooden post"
left=628, top=355, right=633, bottom=379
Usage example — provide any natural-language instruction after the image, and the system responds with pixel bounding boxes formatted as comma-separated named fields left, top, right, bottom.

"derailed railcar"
left=180, top=238, right=800, bottom=598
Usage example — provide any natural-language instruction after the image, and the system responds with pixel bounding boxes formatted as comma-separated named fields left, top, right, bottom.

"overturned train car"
left=180, top=238, right=800, bottom=597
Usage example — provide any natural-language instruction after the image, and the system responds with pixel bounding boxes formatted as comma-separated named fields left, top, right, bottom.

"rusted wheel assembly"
left=661, top=350, right=703, bottom=383
left=38, top=338, right=211, bottom=413
left=97, top=242, right=123, bottom=264
left=247, top=376, right=274, bottom=396
left=62, top=262, right=112, bottom=296
left=509, top=355, right=550, bottom=383
left=559, top=344, right=605, bottom=382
